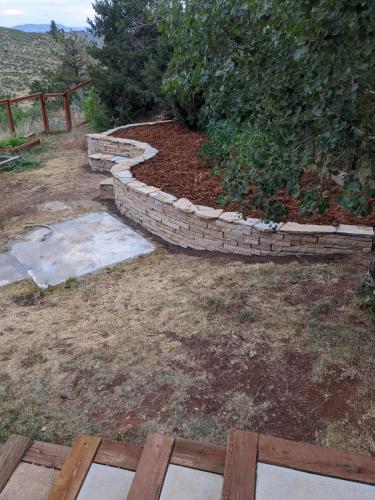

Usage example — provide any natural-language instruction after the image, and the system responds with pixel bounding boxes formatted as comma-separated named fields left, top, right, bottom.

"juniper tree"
left=87, top=0, right=170, bottom=125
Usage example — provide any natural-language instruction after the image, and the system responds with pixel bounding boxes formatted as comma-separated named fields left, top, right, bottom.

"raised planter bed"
left=0, top=138, right=41, bottom=155
left=87, top=122, right=375, bottom=257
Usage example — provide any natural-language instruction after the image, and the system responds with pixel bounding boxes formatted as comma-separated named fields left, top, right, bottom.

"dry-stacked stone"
left=87, top=122, right=374, bottom=256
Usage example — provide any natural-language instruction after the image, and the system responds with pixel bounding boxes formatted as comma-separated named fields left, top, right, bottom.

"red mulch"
left=112, top=121, right=375, bottom=226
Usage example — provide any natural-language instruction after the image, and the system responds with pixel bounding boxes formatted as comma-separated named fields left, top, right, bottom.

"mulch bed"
left=112, top=121, right=375, bottom=226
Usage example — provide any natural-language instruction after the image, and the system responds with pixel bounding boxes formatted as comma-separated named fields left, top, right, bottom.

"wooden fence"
left=0, top=80, right=91, bottom=135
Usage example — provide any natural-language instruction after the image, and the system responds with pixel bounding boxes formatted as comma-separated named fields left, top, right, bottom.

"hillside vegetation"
left=0, top=27, right=62, bottom=97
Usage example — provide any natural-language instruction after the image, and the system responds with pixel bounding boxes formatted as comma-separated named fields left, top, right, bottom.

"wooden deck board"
left=221, top=429, right=258, bottom=500
left=127, top=433, right=174, bottom=500
left=0, top=434, right=32, bottom=492
left=47, top=435, right=101, bottom=500
left=258, top=434, right=375, bottom=485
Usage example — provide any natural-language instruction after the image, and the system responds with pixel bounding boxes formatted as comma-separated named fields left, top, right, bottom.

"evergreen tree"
left=31, top=33, right=89, bottom=93
left=49, top=20, right=60, bottom=39
left=87, top=0, right=170, bottom=125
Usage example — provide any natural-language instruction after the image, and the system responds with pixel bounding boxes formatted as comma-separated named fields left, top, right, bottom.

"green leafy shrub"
left=162, top=0, right=375, bottom=221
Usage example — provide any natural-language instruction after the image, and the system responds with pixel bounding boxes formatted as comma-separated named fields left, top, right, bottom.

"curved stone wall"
left=87, top=122, right=374, bottom=257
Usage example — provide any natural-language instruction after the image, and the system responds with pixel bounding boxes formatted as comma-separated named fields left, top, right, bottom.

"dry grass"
left=0, top=129, right=374, bottom=455
left=0, top=27, right=61, bottom=96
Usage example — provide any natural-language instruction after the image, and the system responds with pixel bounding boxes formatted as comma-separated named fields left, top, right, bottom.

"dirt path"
left=0, top=125, right=105, bottom=251
left=0, top=128, right=374, bottom=456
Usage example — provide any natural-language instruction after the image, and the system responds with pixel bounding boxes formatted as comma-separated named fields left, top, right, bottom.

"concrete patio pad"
left=0, top=252, right=28, bottom=287
left=8, top=212, right=155, bottom=288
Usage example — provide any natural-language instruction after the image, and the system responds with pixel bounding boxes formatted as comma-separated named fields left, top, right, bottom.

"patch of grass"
left=236, top=306, right=257, bottom=323
left=0, top=136, right=27, bottom=148
left=202, top=293, right=226, bottom=311
left=20, top=350, right=47, bottom=368
left=307, top=321, right=375, bottom=364
left=225, top=392, right=270, bottom=429
left=64, top=276, right=80, bottom=291
left=2, top=149, right=43, bottom=173
left=310, top=301, right=332, bottom=316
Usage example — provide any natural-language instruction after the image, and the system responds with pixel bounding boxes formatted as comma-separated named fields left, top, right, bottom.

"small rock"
left=174, top=198, right=196, bottom=213
left=41, top=426, right=47, bottom=432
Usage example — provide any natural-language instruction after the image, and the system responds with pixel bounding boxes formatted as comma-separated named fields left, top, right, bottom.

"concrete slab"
left=77, top=464, right=134, bottom=500
left=160, top=465, right=223, bottom=500
left=0, top=462, right=57, bottom=500
left=256, top=463, right=375, bottom=500
left=0, top=252, right=28, bottom=287
left=9, top=212, right=155, bottom=288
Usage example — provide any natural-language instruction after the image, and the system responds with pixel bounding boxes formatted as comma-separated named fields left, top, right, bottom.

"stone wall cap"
left=280, top=221, right=336, bottom=234
left=149, top=191, right=177, bottom=204
left=174, top=198, right=196, bottom=213
left=115, top=176, right=135, bottom=185
left=111, top=161, right=134, bottom=173
left=113, top=170, right=133, bottom=179
left=254, top=221, right=284, bottom=232
left=133, top=185, right=160, bottom=195
left=194, top=206, right=224, bottom=219
left=100, top=177, right=114, bottom=187
left=233, top=217, right=260, bottom=227
left=112, top=155, right=131, bottom=163
left=336, top=224, right=374, bottom=237
left=219, top=211, right=243, bottom=223
left=127, top=180, right=147, bottom=190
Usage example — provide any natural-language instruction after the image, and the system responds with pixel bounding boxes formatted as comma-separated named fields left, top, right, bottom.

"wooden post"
left=4, top=100, right=16, bottom=134
left=39, top=94, right=50, bottom=133
left=63, top=94, right=72, bottom=131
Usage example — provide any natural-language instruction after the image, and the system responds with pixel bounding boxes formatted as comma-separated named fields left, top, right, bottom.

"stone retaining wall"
left=87, top=122, right=374, bottom=257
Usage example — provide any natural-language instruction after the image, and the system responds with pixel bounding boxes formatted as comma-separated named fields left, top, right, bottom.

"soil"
left=113, top=121, right=375, bottom=226
left=1, top=125, right=374, bottom=455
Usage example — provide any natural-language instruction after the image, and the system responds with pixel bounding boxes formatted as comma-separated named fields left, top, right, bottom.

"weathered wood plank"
left=95, top=440, right=142, bottom=471
left=221, top=429, right=258, bottom=500
left=47, top=435, right=101, bottom=500
left=258, top=434, right=375, bottom=485
left=172, top=437, right=226, bottom=475
left=0, top=435, right=32, bottom=492
left=23, top=441, right=70, bottom=469
left=127, top=433, right=174, bottom=500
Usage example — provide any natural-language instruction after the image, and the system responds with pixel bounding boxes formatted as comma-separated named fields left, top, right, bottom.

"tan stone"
left=127, top=180, right=147, bottom=190
left=281, top=221, right=336, bottom=234
left=219, top=211, right=243, bottom=223
left=133, top=185, right=160, bottom=195
left=149, top=191, right=177, bottom=204
left=194, top=206, right=224, bottom=220
left=173, top=198, right=196, bottom=213
left=336, top=224, right=374, bottom=237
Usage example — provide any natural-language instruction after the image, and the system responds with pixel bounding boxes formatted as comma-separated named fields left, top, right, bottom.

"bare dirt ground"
left=0, top=128, right=374, bottom=456
left=0, top=125, right=104, bottom=252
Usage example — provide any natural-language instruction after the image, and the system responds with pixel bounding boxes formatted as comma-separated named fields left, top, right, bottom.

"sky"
left=0, top=0, right=95, bottom=28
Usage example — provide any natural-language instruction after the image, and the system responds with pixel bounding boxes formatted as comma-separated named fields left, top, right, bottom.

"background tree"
left=49, top=20, right=60, bottom=39
left=31, top=32, right=89, bottom=93
left=87, top=0, right=170, bottom=125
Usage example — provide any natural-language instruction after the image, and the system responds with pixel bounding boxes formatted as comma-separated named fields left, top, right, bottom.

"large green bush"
left=162, top=0, right=375, bottom=220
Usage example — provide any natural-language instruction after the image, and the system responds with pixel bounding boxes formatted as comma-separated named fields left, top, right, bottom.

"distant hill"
left=0, top=27, right=62, bottom=97
left=12, top=24, right=87, bottom=33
